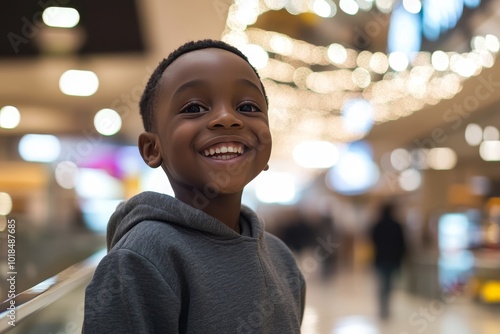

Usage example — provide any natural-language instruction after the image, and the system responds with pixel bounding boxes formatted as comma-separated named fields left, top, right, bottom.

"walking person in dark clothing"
left=370, top=202, right=407, bottom=319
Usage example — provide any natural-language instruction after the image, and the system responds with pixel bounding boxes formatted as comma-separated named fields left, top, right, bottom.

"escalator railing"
left=0, top=249, right=106, bottom=332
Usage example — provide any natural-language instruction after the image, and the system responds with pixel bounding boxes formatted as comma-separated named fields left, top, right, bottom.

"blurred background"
left=1, top=0, right=500, bottom=333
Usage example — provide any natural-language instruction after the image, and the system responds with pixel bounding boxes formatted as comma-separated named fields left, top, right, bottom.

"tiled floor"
left=302, top=267, right=500, bottom=334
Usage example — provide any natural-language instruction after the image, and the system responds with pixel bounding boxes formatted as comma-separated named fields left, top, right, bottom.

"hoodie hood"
left=107, top=191, right=264, bottom=251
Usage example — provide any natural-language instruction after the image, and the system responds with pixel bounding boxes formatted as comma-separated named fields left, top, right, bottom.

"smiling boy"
left=83, top=40, right=305, bottom=333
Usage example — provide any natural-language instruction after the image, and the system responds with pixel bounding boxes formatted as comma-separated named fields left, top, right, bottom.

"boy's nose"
left=207, top=106, right=243, bottom=129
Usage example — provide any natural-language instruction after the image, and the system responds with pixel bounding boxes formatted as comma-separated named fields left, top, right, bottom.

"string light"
left=222, top=0, right=498, bottom=158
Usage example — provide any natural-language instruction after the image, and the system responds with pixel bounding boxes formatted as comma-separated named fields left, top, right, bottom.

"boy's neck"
left=201, top=194, right=242, bottom=234
left=176, top=190, right=243, bottom=234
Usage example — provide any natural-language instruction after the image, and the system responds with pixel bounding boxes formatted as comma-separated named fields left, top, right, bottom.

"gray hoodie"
left=83, top=191, right=305, bottom=333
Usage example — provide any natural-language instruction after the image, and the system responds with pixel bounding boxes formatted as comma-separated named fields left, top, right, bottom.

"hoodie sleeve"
left=83, top=248, right=181, bottom=333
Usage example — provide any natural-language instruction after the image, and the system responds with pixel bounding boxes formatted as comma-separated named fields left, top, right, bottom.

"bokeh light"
left=0, top=106, right=21, bottom=129
left=59, top=70, right=99, bottom=96
left=94, top=108, right=122, bottom=136
left=19, top=134, right=61, bottom=163
left=293, top=141, right=340, bottom=168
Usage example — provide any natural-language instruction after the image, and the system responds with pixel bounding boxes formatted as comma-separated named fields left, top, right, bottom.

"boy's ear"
left=138, top=132, right=163, bottom=168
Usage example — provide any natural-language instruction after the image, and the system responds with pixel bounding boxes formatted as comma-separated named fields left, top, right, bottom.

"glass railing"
left=0, top=249, right=106, bottom=332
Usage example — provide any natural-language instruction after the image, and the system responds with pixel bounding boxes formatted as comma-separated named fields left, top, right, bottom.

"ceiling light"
left=0, top=106, right=21, bottom=129
left=312, top=0, right=337, bottom=18
left=264, top=0, right=287, bottom=10
left=483, top=126, right=499, bottom=141
left=59, top=70, right=99, bottom=96
left=94, top=108, right=122, bottom=136
left=465, top=123, right=483, bottom=146
left=0, top=192, right=13, bottom=216
left=390, top=148, right=411, bottom=171
left=42, top=7, right=80, bottom=28
left=222, top=0, right=497, bottom=154
left=19, top=134, right=61, bottom=163
left=480, top=141, right=500, bottom=161
left=427, top=147, right=457, bottom=170
left=327, top=43, right=347, bottom=64
left=399, top=168, right=421, bottom=191
left=485, top=34, right=500, bottom=53
left=339, top=0, right=359, bottom=15
left=239, top=44, right=269, bottom=69
left=388, top=52, right=409, bottom=71
left=402, top=0, right=422, bottom=14
left=431, top=51, right=449, bottom=71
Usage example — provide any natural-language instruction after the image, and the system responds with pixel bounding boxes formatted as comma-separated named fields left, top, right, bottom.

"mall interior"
left=1, top=0, right=500, bottom=333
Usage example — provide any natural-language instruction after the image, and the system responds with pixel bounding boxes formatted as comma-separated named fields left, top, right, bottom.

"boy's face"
left=144, top=48, right=272, bottom=199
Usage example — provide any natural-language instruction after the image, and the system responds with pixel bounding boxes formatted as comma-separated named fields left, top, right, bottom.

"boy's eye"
left=237, top=103, right=260, bottom=112
left=180, top=103, right=208, bottom=114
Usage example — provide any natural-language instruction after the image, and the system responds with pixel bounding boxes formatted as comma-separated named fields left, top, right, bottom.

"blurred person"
left=370, top=201, right=407, bottom=319
left=83, top=40, right=305, bottom=333
left=280, top=211, right=316, bottom=254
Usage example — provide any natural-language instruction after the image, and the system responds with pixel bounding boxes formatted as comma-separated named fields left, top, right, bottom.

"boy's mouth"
left=201, top=142, right=246, bottom=160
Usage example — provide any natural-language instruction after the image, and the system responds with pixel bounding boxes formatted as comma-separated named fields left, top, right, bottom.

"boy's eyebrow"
left=172, top=79, right=206, bottom=97
left=237, top=78, right=265, bottom=95
left=171, top=78, right=264, bottom=97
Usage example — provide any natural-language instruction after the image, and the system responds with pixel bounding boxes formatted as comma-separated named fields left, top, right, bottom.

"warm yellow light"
left=431, top=51, right=449, bottom=71
left=293, top=67, right=312, bottom=89
left=465, top=123, right=483, bottom=146
left=481, top=281, right=500, bottom=303
left=270, top=34, right=293, bottom=55
left=428, top=147, right=457, bottom=170
left=222, top=2, right=497, bottom=147
left=312, top=0, right=337, bottom=18
left=369, top=52, right=389, bottom=74
left=352, top=67, right=371, bottom=88
left=485, top=34, right=500, bottom=53
left=0, top=192, right=13, bottom=216
left=388, top=52, right=409, bottom=71
left=483, top=126, right=499, bottom=141
left=264, top=0, right=287, bottom=10
left=480, top=141, right=500, bottom=161
left=327, top=43, right=347, bottom=64
left=239, top=44, right=269, bottom=69
left=450, top=55, right=477, bottom=77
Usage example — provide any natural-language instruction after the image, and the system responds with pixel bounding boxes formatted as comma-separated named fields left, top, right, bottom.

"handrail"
left=0, top=248, right=106, bottom=332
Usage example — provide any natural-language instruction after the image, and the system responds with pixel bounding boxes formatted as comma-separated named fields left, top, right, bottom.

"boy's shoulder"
left=263, top=231, right=303, bottom=273
left=110, top=219, right=194, bottom=255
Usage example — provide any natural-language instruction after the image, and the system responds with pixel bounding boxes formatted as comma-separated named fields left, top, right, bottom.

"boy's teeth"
left=203, top=144, right=245, bottom=158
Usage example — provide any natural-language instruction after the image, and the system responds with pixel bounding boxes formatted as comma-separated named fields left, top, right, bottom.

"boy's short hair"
left=139, top=39, right=269, bottom=132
